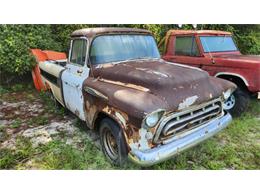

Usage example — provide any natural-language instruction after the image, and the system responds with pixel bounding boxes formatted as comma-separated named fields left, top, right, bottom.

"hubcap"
left=103, top=128, right=118, bottom=160
left=223, top=94, right=236, bottom=110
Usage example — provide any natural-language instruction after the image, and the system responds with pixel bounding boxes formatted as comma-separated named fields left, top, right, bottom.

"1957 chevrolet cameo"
left=31, top=28, right=236, bottom=166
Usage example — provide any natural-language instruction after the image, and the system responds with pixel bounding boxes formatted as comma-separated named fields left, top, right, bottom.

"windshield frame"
left=199, top=35, right=238, bottom=53
left=89, top=33, right=161, bottom=66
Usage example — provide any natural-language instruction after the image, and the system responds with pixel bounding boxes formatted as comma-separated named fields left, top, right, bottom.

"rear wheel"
left=99, top=118, right=128, bottom=166
left=223, top=88, right=249, bottom=117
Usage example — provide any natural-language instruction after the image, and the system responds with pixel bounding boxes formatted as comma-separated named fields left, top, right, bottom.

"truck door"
left=164, top=35, right=209, bottom=69
left=61, top=37, right=89, bottom=121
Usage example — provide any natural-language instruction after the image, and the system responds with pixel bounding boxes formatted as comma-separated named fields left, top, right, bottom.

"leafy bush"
left=0, top=24, right=259, bottom=84
left=51, top=24, right=94, bottom=51
left=0, top=25, right=62, bottom=83
left=233, top=25, right=260, bottom=55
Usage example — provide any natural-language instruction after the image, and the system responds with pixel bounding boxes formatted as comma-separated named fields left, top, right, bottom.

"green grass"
left=39, top=90, right=66, bottom=116
left=10, top=119, right=22, bottom=128
left=0, top=84, right=259, bottom=169
left=0, top=125, right=9, bottom=143
left=27, top=115, right=49, bottom=126
left=0, top=136, right=116, bottom=170
left=0, top=136, right=34, bottom=169
left=0, top=83, right=34, bottom=94
left=150, top=100, right=260, bottom=170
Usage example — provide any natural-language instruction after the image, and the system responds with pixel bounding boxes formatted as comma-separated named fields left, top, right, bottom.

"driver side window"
left=175, top=36, right=200, bottom=57
left=70, top=39, right=87, bottom=66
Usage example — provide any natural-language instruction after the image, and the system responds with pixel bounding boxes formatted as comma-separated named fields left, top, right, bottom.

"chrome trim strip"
left=153, top=98, right=222, bottom=143
left=84, top=86, right=108, bottom=100
left=162, top=104, right=221, bottom=136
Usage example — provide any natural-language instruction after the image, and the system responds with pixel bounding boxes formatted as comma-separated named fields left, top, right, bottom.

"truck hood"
left=213, top=54, right=260, bottom=64
left=88, top=59, right=236, bottom=120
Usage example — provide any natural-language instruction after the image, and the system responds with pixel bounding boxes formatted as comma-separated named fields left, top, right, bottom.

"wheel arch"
left=93, top=110, right=127, bottom=134
left=94, top=111, right=130, bottom=151
left=215, top=72, right=249, bottom=91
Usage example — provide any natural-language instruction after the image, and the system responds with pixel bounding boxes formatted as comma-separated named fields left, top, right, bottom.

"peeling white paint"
left=135, top=67, right=168, bottom=78
left=129, top=128, right=151, bottom=151
left=151, top=70, right=168, bottom=78
left=178, top=95, right=198, bottom=110
left=135, top=67, right=147, bottom=71
left=139, top=128, right=150, bottom=150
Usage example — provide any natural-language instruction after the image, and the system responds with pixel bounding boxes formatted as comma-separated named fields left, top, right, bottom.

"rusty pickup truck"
left=161, top=30, right=260, bottom=116
left=31, top=28, right=236, bottom=166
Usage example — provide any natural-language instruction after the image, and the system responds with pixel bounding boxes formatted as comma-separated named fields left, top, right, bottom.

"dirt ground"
left=0, top=87, right=100, bottom=156
left=0, top=84, right=259, bottom=170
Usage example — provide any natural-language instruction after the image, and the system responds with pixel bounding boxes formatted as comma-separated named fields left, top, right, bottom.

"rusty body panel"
left=162, top=30, right=260, bottom=94
left=91, top=59, right=236, bottom=112
left=82, top=57, right=235, bottom=148
left=70, top=28, right=236, bottom=164
left=33, top=28, right=236, bottom=166
left=165, top=30, right=232, bottom=36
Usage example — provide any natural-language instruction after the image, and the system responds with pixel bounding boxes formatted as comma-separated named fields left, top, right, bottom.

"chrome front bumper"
left=128, top=112, right=232, bottom=166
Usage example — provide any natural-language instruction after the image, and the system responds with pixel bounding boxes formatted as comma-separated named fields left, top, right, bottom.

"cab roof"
left=167, top=30, right=232, bottom=36
left=71, top=27, right=152, bottom=38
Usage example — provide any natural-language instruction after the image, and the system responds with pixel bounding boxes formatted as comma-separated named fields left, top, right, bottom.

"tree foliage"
left=0, top=24, right=259, bottom=84
left=0, top=25, right=62, bottom=82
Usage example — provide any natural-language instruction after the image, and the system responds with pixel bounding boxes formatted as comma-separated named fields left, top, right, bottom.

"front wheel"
left=223, top=88, right=249, bottom=117
left=99, top=118, right=128, bottom=166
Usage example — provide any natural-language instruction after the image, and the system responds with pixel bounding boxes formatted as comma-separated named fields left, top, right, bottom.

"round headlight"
left=146, top=112, right=160, bottom=127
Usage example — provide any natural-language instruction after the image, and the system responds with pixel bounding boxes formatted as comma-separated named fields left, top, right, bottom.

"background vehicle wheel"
left=223, top=88, right=249, bottom=117
left=99, top=118, right=128, bottom=166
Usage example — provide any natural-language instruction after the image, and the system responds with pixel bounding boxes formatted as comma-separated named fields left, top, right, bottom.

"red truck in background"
left=161, top=30, right=260, bottom=116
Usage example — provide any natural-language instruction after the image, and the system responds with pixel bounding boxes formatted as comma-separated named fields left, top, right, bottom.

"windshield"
left=90, top=34, right=160, bottom=65
left=200, top=36, right=238, bottom=52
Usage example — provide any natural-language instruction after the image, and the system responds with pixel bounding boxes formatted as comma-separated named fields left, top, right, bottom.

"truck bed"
left=31, top=49, right=67, bottom=106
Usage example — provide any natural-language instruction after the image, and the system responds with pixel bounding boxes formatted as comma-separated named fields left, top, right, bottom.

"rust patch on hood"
left=82, top=58, right=236, bottom=147
left=91, top=59, right=236, bottom=114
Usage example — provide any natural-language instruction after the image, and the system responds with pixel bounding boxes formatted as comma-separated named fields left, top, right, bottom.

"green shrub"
left=51, top=24, right=93, bottom=51
left=0, top=25, right=62, bottom=83
left=0, top=24, right=259, bottom=84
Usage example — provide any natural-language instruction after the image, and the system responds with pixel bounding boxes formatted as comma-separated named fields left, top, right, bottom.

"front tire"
left=223, top=88, right=249, bottom=117
left=99, top=118, right=128, bottom=166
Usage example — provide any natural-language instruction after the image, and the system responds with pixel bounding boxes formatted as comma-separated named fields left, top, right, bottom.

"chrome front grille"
left=154, top=98, right=223, bottom=143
